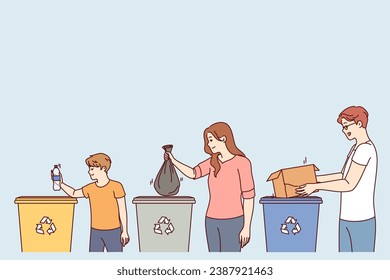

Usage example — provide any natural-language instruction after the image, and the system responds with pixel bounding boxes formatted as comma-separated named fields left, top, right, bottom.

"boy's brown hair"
left=85, top=153, right=112, bottom=172
left=337, top=106, right=369, bottom=128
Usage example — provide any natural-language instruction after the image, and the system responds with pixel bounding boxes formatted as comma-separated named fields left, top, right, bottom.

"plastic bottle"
left=52, top=164, right=61, bottom=191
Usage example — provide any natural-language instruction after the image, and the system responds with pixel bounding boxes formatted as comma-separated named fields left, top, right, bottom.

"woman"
left=296, top=106, right=377, bottom=252
left=165, top=122, right=255, bottom=252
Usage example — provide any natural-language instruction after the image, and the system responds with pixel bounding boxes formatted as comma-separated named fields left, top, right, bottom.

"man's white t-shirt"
left=340, top=141, right=377, bottom=221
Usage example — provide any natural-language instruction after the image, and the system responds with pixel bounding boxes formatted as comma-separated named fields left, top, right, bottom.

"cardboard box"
left=267, top=164, right=319, bottom=198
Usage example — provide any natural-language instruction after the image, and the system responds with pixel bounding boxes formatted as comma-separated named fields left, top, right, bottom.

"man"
left=296, top=106, right=377, bottom=252
left=59, top=153, right=130, bottom=252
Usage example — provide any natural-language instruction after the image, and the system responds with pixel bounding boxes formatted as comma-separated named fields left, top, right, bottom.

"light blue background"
left=1, top=1, right=389, bottom=260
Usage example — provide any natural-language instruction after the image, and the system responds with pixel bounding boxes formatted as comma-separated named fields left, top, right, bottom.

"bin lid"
left=132, top=196, right=196, bottom=204
left=259, top=196, right=322, bottom=204
left=14, top=196, right=78, bottom=204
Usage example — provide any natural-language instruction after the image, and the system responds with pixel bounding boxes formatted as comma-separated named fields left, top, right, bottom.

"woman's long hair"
left=203, top=122, right=245, bottom=177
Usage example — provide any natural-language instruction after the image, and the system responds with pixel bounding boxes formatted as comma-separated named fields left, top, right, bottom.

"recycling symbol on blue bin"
left=280, top=216, right=301, bottom=235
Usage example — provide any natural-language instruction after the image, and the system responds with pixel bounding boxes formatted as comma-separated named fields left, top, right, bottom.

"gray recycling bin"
left=132, top=196, right=196, bottom=252
left=259, top=196, right=322, bottom=252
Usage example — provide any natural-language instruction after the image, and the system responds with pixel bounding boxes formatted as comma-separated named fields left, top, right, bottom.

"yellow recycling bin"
left=15, top=196, right=78, bottom=252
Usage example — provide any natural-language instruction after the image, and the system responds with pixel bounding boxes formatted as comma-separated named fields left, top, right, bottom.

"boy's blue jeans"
left=90, top=227, right=122, bottom=252
left=339, top=217, right=375, bottom=252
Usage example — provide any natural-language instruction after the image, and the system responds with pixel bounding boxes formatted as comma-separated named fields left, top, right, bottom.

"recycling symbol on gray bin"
left=280, top=216, right=301, bottom=235
left=153, top=216, right=175, bottom=235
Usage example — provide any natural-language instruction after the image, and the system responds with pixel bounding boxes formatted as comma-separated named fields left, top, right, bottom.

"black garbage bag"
left=154, top=144, right=180, bottom=196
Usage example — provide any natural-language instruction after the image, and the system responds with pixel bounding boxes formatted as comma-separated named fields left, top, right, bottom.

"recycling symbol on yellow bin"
left=35, top=216, right=57, bottom=235
left=280, top=216, right=301, bottom=235
left=154, top=216, right=175, bottom=235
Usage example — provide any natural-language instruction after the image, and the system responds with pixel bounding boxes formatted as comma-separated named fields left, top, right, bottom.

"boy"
left=59, top=153, right=129, bottom=252
left=296, top=106, right=377, bottom=252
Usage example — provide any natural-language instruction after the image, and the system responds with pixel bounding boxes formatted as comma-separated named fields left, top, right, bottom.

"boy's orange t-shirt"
left=194, top=155, right=255, bottom=219
left=82, top=180, right=125, bottom=230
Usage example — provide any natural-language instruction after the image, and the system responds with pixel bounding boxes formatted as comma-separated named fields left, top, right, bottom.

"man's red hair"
left=337, top=106, right=369, bottom=128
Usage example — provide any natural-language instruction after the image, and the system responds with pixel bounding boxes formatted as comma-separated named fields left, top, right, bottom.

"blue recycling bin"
left=259, top=196, right=322, bottom=252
